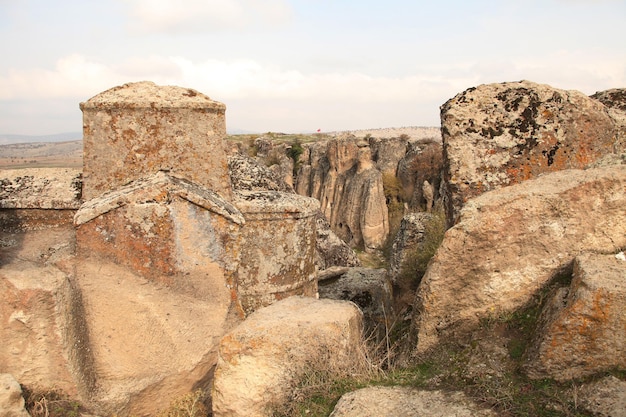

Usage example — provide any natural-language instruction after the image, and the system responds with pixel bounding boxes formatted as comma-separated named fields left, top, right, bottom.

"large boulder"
left=524, top=252, right=626, bottom=380
left=412, top=165, right=626, bottom=354
left=591, top=88, right=626, bottom=158
left=578, top=376, right=626, bottom=417
left=212, top=297, right=365, bottom=417
left=441, top=80, right=617, bottom=224
left=329, top=386, right=496, bottom=417
left=315, top=214, right=361, bottom=269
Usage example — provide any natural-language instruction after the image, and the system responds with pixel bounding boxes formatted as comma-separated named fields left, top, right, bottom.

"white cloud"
left=123, top=0, right=292, bottom=33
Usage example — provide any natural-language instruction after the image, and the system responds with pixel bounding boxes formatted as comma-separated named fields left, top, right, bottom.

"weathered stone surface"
left=296, top=138, right=389, bottom=250
left=0, top=168, right=82, bottom=231
left=412, top=166, right=626, bottom=353
left=74, top=256, right=234, bottom=416
left=441, top=80, right=617, bottom=224
left=0, top=228, right=83, bottom=397
left=212, top=296, right=365, bottom=417
left=396, top=139, right=443, bottom=210
left=329, top=386, right=497, bottom=417
left=579, top=376, right=626, bottom=417
left=228, top=154, right=293, bottom=193
left=315, top=214, right=361, bottom=270
left=75, top=171, right=243, bottom=284
left=524, top=252, right=626, bottom=380
left=80, top=81, right=232, bottom=200
left=0, top=168, right=82, bottom=209
left=389, top=212, right=432, bottom=281
left=591, top=88, right=626, bottom=157
left=0, top=374, right=31, bottom=417
left=234, top=191, right=320, bottom=315
left=369, top=136, right=408, bottom=174
left=318, top=267, right=392, bottom=338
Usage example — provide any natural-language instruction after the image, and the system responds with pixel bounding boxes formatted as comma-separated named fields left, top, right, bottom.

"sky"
left=0, top=0, right=625, bottom=136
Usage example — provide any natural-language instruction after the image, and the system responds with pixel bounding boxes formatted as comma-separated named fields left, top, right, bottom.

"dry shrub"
left=398, top=206, right=446, bottom=289
left=23, top=388, right=83, bottom=417
left=157, top=389, right=208, bottom=417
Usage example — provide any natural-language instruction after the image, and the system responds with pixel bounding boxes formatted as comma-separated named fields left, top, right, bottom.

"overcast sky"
left=0, top=0, right=624, bottom=135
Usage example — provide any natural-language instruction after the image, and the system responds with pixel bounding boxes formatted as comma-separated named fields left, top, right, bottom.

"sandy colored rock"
left=80, top=81, right=231, bottom=200
left=329, top=386, right=496, bottom=417
left=0, top=374, right=31, bottom=417
left=296, top=138, right=389, bottom=250
left=412, top=166, right=626, bottom=353
left=578, top=376, right=626, bottom=417
left=441, top=80, right=617, bottom=223
left=318, top=267, right=392, bottom=338
left=0, top=168, right=82, bottom=209
left=524, top=252, right=626, bottom=380
left=212, top=297, right=365, bottom=417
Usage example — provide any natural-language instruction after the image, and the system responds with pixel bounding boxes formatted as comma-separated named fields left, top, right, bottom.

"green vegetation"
left=397, top=206, right=446, bottom=289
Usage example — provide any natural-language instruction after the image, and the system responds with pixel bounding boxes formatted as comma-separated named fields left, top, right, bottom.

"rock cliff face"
left=294, top=133, right=441, bottom=250
left=441, top=80, right=619, bottom=224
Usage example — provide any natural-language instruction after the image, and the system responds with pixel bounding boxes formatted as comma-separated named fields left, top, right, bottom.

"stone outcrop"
left=396, top=139, right=443, bottom=210
left=524, top=252, right=626, bottom=380
left=315, top=214, right=361, bottom=269
left=0, top=168, right=82, bottom=232
left=228, top=154, right=294, bottom=193
left=591, top=88, right=626, bottom=157
left=0, top=228, right=82, bottom=397
left=389, top=212, right=432, bottom=281
left=212, top=296, right=365, bottom=417
left=441, top=80, right=618, bottom=224
left=412, top=165, right=626, bottom=353
left=579, top=376, right=626, bottom=417
left=0, top=374, right=30, bottom=417
left=329, top=386, right=497, bottom=417
left=318, top=267, right=392, bottom=338
left=296, top=137, right=389, bottom=250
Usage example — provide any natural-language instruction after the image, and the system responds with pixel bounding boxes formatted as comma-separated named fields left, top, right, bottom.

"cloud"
left=122, top=0, right=293, bottom=33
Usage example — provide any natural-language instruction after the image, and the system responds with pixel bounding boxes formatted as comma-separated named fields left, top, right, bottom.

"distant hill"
left=0, top=132, right=83, bottom=145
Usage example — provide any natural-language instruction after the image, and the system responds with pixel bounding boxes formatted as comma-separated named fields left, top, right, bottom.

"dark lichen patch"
left=542, top=142, right=561, bottom=166
left=481, top=126, right=504, bottom=139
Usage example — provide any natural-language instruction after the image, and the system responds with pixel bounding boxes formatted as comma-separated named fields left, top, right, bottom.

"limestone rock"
left=591, top=88, right=626, bottom=157
left=329, top=386, right=497, bottom=417
left=315, top=214, right=361, bottom=269
left=228, top=154, right=293, bottom=193
left=295, top=138, right=390, bottom=250
left=524, top=252, right=626, bottom=380
left=441, top=80, right=617, bottom=224
left=412, top=166, right=626, bottom=353
left=0, top=168, right=82, bottom=209
left=0, top=374, right=30, bottom=417
left=578, top=376, right=626, bottom=417
left=389, top=212, right=432, bottom=281
left=0, top=228, right=82, bottom=396
left=212, top=297, right=365, bottom=417
left=369, top=136, right=408, bottom=174
left=318, top=267, right=392, bottom=338
left=396, top=139, right=443, bottom=210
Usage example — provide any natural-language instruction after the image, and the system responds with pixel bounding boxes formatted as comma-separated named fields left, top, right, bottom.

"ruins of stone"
left=1, top=80, right=626, bottom=416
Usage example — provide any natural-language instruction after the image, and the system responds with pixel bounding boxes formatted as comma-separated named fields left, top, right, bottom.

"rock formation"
left=441, top=80, right=619, bottom=224
left=296, top=137, right=390, bottom=250
left=524, top=252, right=626, bottom=380
left=318, top=267, right=392, bottom=339
left=412, top=165, right=626, bottom=353
left=329, top=386, right=497, bottom=417
left=1, top=81, right=322, bottom=416
left=212, top=297, right=365, bottom=417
